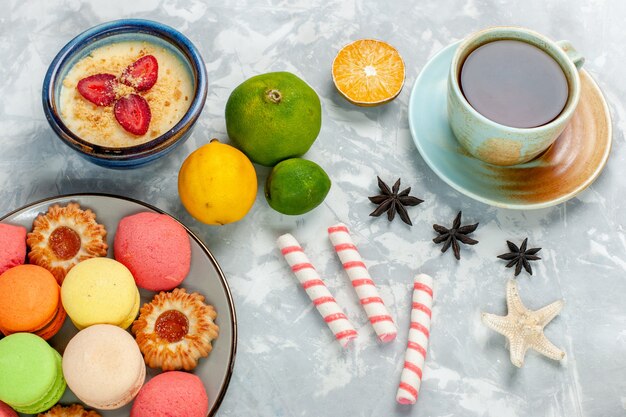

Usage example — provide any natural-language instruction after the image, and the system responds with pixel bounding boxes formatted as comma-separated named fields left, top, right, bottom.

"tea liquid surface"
left=460, top=40, right=568, bottom=128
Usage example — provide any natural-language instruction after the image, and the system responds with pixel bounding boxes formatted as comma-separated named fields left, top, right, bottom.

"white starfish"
left=481, top=279, right=565, bottom=368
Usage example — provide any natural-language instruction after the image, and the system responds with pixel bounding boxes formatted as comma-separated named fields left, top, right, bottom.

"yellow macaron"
left=61, top=258, right=140, bottom=330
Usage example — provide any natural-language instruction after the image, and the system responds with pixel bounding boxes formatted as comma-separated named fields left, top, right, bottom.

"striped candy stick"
left=277, top=233, right=358, bottom=348
left=327, top=223, right=397, bottom=342
left=396, top=273, right=433, bottom=405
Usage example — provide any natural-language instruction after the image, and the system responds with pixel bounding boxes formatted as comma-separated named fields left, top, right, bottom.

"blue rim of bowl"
left=42, top=19, right=208, bottom=162
left=0, top=193, right=237, bottom=417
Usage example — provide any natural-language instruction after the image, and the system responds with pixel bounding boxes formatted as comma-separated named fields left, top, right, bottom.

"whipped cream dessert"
left=60, top=41, right=193, bottom=148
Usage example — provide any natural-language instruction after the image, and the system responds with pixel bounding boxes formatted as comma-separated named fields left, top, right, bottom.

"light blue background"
left=0, top=1, right=624, bottom=416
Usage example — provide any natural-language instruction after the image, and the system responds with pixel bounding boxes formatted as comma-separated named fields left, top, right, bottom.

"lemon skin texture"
left=178, top=140, right=257, bottom=225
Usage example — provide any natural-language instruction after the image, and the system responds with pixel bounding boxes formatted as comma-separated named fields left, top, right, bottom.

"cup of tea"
left=447, top=26, right=584, bottom=166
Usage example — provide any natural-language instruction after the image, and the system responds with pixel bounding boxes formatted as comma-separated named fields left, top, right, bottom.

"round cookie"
left=0, top=223, right=26, bottom=275
left=132, top=288, right=219, bottom=371
left=26, top=203, right=108, bottom=283
left=62, top=324, right=145, bottom=410
left=38, top=404, right=101, bottom=417
left=61, top=257, right=140, bottom=330
left=130, top=371, right=208, bottom=417
left=114, top=212, right=191, bottom=291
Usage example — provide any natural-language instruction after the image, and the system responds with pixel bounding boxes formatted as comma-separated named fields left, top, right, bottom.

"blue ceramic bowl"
left=42, top=19, right=207, bottom=168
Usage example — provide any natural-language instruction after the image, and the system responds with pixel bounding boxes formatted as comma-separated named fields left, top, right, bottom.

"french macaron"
left=62, top=324, right=145, bottom=410
left=61, top=257, right=140, bottom=330
left=0, top=333, right=66, bottom=414
left=130, top=371, right=208, bottom=417
left=0, top=223, right=26, bottom=275
left=0, top=264, right=66, bottom=340
left=114, top=212, right=191, bottom=291
left=0, top=401, right=17, bottom=417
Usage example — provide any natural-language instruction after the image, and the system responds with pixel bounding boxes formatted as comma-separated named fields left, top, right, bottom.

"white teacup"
left=447, top=27, right=584, bottom=166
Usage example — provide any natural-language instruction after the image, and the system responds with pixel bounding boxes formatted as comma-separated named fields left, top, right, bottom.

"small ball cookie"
left=114, top=212, right=191, bottom=291
left=0, top=400, right=18, bottom=417
left=38, top=404, right=101, bottom=417
left=0, top=223, right=27, bottom=275
left=130, top=372, right=208, bottom=417
left=132, top=288, right=219, bottom=371
left=27, top=203, right=108, bottom=283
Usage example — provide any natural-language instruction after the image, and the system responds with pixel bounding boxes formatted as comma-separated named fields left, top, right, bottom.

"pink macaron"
left=0, top=224, right=26, bottom=275
left=0, top=401, right=17, bottom=417
left=130, top=371, right=208, bottom=417
left=114, top=212, right=191, bottom=291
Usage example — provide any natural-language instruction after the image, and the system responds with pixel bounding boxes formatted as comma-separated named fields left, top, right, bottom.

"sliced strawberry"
left=120, top=55, right=158, bottom=91
left=114, top=94, right=152, bottom=136
left=76, top=73, right=118, bottom=106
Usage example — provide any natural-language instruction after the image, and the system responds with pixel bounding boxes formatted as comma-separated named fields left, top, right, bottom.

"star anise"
left=497, top=238, right=542, bottom=276
left=368, top=177, right=423, bottom=226
left=432, top=211, right=478, bottom=260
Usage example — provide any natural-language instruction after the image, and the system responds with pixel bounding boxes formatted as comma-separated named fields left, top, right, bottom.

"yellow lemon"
left=178, top=139, right=257, bottom=225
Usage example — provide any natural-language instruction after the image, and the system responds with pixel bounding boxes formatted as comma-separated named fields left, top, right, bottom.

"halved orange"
left=332, top=39, right=405, bottom=107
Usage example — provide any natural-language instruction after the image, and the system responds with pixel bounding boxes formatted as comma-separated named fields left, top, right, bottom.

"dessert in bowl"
left=43, top=19, right=207, bottom=168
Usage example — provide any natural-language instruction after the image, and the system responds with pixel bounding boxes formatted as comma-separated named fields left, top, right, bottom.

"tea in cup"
left=447, top=27, right=584, bottom=166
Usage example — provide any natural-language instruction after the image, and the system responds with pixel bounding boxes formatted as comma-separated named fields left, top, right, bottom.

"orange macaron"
left=0, top=264, right=66, bottom=340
